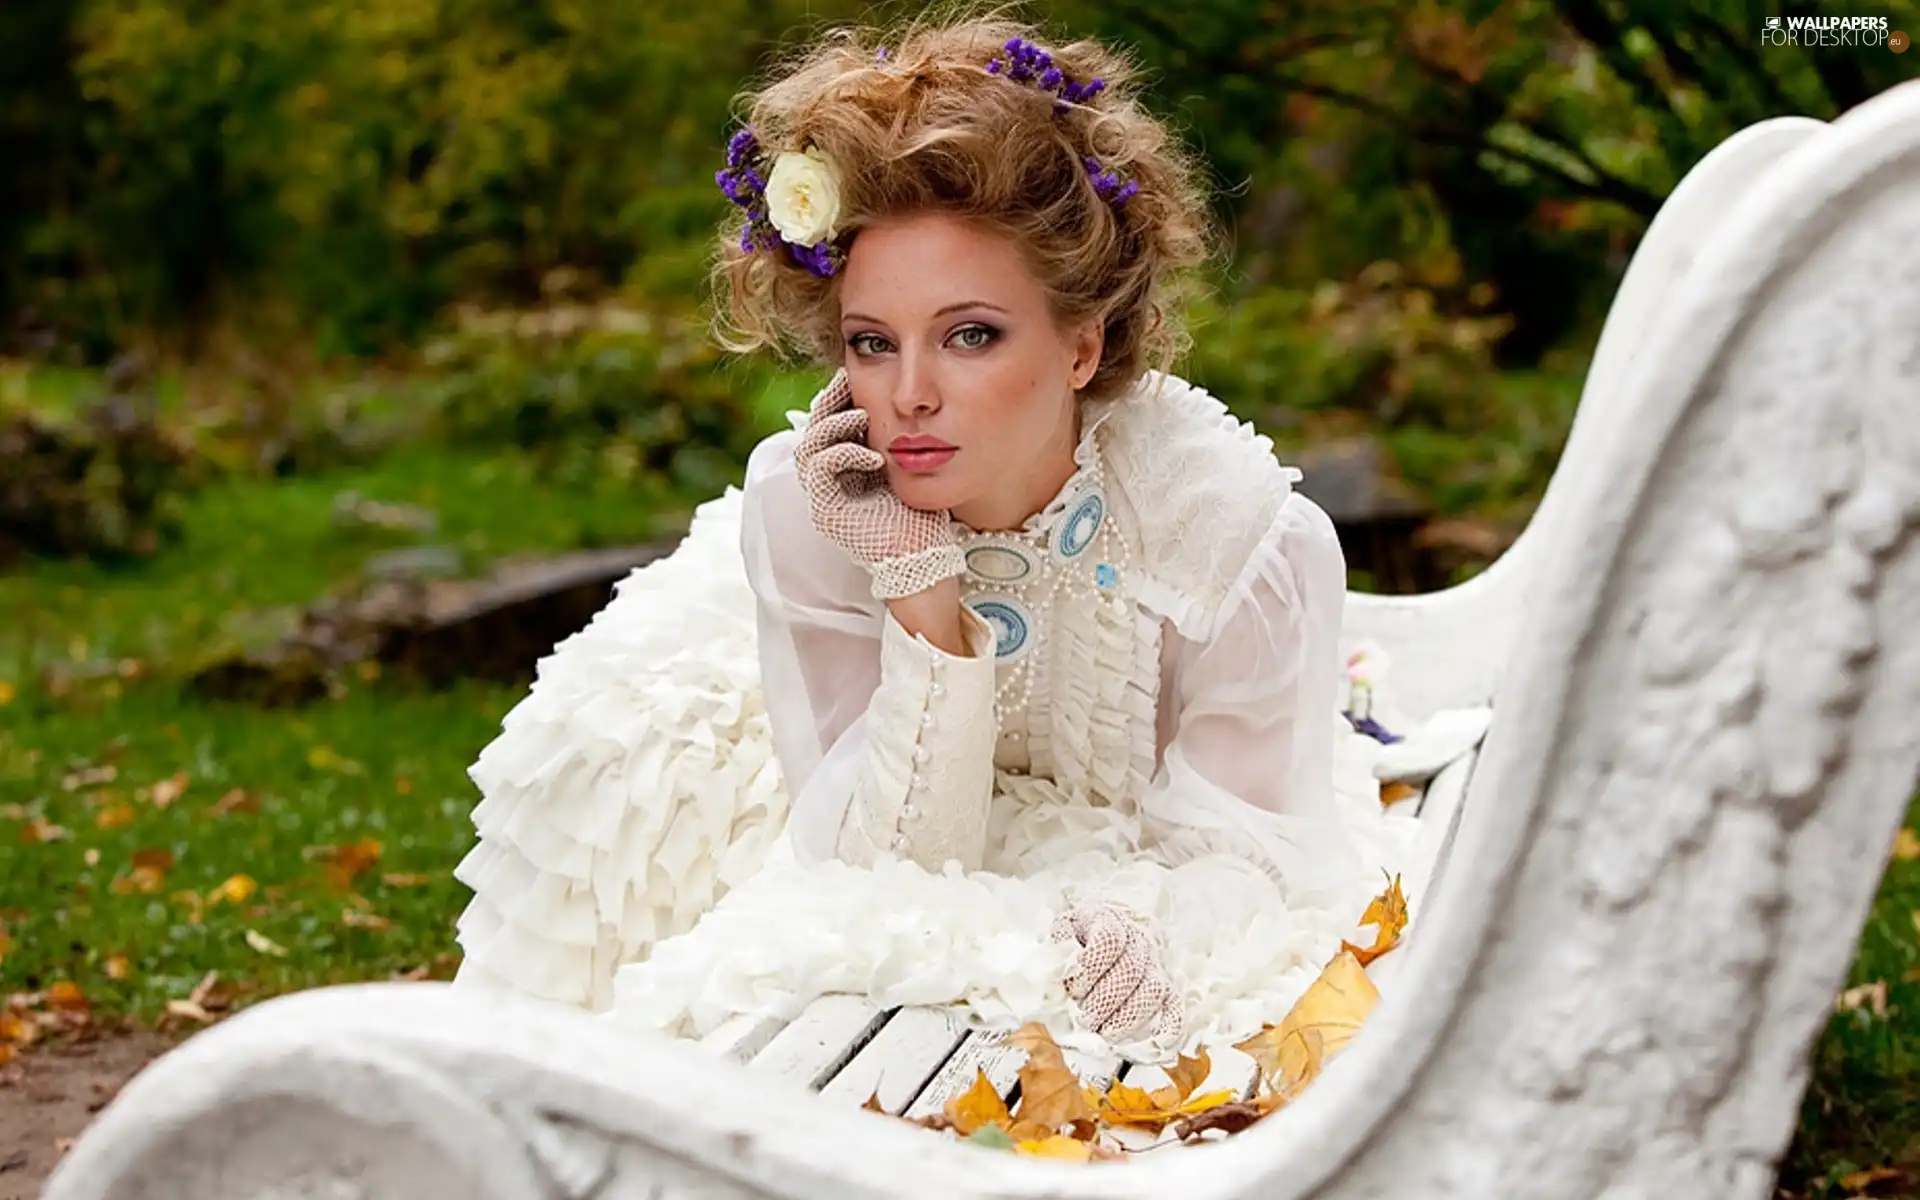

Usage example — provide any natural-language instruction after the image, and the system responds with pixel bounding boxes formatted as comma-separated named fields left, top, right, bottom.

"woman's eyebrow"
left=842, top=300, right=1011, bottom=323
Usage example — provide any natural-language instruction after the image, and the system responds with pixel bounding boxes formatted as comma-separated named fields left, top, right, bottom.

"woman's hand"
left=793, top=370, right=967, bottom=602
left=1050, top=901, right=1185, bottom=1047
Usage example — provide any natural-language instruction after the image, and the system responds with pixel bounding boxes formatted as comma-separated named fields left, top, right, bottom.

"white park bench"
left=43, top=77, right=1920, bottom=1200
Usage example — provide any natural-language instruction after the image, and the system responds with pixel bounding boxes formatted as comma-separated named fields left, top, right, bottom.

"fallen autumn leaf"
left=245, top=929, right=291, bottom=958
left=1005, top=1023, right=1098, bottom=1135
left=1234, top=950, right=1380, bottom=1096
left=207, top=874, right=259, bottom=906
left=150, top=771, right=189, bottom=808
left=1837, top=980, right=1889, bottom=1017
left=946, top=1067, right=1013, bottom=1136
left=1340, top=874, right=1410, bottom=967
left=1015, top=1135, right=1094, bottom=1162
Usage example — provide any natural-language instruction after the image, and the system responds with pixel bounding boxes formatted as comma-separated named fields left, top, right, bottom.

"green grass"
left=1783, top=802, right=1920, bottom=1197
left=0, top=435, right=699, bottom=1018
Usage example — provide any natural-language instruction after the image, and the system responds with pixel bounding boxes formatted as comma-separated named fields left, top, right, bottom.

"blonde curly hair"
left=708, top=6, right=1219, bottom=405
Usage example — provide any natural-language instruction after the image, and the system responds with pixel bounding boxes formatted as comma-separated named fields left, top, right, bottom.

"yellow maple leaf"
left=207, top=874, right=258, bottom=906
left=1340, top=873, right=1410, bottom=967
left=1006, top=1023, right=1097, bottom=1133
left=1234, top=950, right=1380, bottom=1096
left=945, top=1067, right=1012, bottom=1136
left=1095, top=1081, right=1166, bottom=1128
left=1015, top=1135, right=1093, bottom=1162
left=1095, top=1079, right=1237, bottom=1131
left=1894, top=828, right=1920, bottom=862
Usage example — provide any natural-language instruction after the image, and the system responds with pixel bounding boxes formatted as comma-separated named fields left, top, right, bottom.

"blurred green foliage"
left=0, top=389, right=204, bottom=566
left=422, top=290, right=781, bottom=495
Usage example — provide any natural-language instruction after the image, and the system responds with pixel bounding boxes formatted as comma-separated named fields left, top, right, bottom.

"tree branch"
left=1550, top=0, right=1699, bottom=156
left=1393, top=48, right=1666, bottom=217
left=1098, top=0, right=1665, bottom=218
left=1681, top=11, right=1796, bottom=115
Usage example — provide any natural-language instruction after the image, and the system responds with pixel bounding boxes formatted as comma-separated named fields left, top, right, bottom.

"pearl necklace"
left=954, top=452, right=1135, bottom=725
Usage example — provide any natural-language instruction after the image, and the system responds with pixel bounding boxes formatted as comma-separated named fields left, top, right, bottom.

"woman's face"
left=835, top=211, right=1102, bottom=532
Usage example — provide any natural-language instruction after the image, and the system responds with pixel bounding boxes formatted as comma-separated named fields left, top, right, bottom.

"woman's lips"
left=890, top=446, right=957, bottom=473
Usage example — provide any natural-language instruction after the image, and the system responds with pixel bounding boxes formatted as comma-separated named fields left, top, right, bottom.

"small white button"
left=902, top=803, right=920, bottom=821
left=909, top=774, right=925, bottom=791
left=921, top=712, right=936, bottom=730
left=913, top=746, right=930, bottom=765
left=891, top=834, right=910, bottom=851
left=930, top=683, right=946, bottom=699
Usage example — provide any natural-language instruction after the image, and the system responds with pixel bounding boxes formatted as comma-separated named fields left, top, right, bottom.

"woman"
left=451, top=13, right=1417, bottom=1059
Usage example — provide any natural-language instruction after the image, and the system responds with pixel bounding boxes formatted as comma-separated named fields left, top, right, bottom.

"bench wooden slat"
left=817, top=1004, right=970, bottom=1112
left=696, top=1011, right=790, bottom=1063
left=901, top=1027, right=1027, bottom=1120
left=748, top=995, right=892, bottom=1090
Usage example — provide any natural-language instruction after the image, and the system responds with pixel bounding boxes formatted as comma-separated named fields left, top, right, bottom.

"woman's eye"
left=951, top=324, right=998, bottom=350
left=847, top=333, right=890, bottom=356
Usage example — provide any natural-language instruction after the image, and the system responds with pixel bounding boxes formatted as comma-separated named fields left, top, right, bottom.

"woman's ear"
left=1070, top=317, right=1105, bottom=390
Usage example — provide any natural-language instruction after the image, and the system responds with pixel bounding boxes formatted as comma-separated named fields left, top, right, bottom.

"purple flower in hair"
left=987, top=39, right=1138, bottom=213
left=726, top=128, right=758, bottom=169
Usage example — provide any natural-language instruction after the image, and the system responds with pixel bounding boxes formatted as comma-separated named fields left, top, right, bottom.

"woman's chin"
left=887, top=472, right=965, bottom=515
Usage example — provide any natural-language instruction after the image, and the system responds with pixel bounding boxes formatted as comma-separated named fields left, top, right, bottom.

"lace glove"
left=793, top=370, right=967, bottom=600
left=1050, top=901, right=1185, bottom=1048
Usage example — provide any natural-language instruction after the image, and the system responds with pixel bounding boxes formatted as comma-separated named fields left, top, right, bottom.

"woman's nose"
left=892, top=351, right=940, bottom=416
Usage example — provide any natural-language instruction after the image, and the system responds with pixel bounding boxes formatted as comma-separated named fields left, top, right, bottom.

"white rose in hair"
left=765, top=148, right=843, bottom=246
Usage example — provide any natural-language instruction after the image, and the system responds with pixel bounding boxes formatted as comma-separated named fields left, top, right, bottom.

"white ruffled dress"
left=451, top=370, right=1422, bottom=1059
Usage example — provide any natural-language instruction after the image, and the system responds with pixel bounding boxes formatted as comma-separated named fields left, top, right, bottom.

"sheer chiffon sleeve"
left=739, top=431, right=999, bottom=872
left=1142, top=490, right=1366, bottom=900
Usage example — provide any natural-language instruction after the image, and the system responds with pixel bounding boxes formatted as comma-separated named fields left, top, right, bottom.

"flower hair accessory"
left=716, top=128, right=847, bottom=279
left=987, top=36, right=1139, bottom=208
left=717, top=35, right=1139, bottom=278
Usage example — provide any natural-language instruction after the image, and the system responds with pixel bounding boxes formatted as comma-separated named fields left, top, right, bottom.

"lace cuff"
left=868, top=543, right=968, bottom=600
left=835, top=605, right=999, bottom=871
